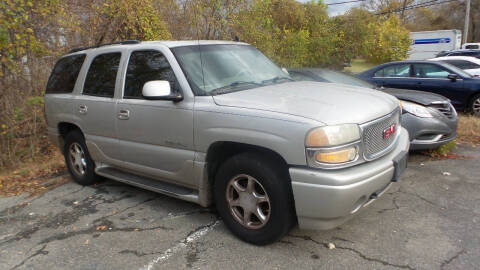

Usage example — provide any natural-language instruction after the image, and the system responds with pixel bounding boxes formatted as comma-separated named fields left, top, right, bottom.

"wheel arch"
left=205, top=141, right=289, bottom=185
left=57, top=122, right=84, bottom=152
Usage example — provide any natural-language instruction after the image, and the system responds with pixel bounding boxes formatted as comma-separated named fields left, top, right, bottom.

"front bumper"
left=402, top=111, right=458, bottom=151
left=290, top=127, right=409, bottom=230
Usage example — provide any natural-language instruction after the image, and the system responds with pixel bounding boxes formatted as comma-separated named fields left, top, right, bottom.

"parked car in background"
left=44, top=40, right=409, bottom=245
left=435, top=49, right=480, bottom=58
left=358, top=60, right=480, bottom=116
left=430, top=56, right=480, bottom=76
left=289, top=68, right=458, bottom=150
left=461, top=43, right=480, bottom=50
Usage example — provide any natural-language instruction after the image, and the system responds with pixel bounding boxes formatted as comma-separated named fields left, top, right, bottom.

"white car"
left=462, top=43, right=480, bottom=50
left=430, top=56, right=480, bottom=76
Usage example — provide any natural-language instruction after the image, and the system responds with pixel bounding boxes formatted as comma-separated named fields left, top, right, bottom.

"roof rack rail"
left=68, top=40, right=141, bottom=54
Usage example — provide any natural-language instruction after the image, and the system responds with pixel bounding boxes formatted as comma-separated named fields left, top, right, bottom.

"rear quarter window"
left=46, top=54, right=86, bottom=94
left=83, top=53, right=121, bottom=97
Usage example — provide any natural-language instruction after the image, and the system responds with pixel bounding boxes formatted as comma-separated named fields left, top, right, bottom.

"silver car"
left=45, top=41, right=409, bottom=245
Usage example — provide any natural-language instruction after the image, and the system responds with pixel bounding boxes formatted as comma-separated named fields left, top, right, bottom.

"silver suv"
left=45, top=40, right=409, bottom=245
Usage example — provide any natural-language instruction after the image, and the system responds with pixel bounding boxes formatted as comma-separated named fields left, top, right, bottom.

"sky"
left=297, top=0, right=363, bottom=16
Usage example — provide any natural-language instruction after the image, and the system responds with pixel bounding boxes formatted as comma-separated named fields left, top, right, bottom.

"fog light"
left=315, top=147, right=358, bottom=164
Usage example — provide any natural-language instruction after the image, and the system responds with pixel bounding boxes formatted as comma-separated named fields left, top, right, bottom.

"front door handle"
left=78, top=105, right=88, bottom=114
left=118, top=109, right=130, bottom=120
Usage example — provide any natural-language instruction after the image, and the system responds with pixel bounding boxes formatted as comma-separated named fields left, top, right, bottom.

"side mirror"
left=142, top=81, right=183, bottom=101
left=447, top=74, right=459, bottom=82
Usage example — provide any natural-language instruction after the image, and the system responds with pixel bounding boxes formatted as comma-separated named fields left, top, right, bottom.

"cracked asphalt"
left=0, top=145, right=479, bottom=270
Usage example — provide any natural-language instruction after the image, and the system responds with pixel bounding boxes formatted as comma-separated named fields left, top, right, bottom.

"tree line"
left=0, top=0, right=413, bottom=167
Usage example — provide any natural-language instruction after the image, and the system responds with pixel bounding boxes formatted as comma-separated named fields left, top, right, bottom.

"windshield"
left=171, top=45, right=291, bottom=95
left=316, top=69, right=375, bottom=88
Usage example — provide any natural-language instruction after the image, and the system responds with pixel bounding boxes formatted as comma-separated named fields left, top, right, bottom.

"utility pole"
left=463, top=0, right=471, bottom=44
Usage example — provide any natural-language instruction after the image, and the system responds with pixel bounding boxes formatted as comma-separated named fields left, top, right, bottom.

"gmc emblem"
left=383, top=123, right=396, bottom=139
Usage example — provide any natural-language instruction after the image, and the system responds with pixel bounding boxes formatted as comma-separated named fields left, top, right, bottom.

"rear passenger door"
left=75, top=52, right=123, bottom=163
left=370, top=64, right=416, bottom=90
left=116, top=49, right=195, bottom=186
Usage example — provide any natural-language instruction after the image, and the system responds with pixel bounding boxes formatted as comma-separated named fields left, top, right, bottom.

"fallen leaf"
left=96, top=225, right=107, bottom=231
left=327, top=242, right=335, bottom=249
left=442, top=172, right=451, bottom=176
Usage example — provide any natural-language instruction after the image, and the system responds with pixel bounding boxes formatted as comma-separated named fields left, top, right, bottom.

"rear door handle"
left=118, top=109, right=130, bottom=120
left=78, top=105, right=88, bottom=114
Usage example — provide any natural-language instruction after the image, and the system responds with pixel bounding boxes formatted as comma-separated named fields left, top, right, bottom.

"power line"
left=326, top=0, right=365, bottom=6
left=375, top=0, right=459, bottom=15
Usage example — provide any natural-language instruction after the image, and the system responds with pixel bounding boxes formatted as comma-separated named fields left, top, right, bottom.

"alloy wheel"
left=226, top=174, right=271, bottom=229
left=69, top=142, right=87, bottom=176
left=473, top=97, right=480, bottom=116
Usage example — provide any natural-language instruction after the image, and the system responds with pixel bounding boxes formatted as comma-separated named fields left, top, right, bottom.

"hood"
left=380, top=88, right=449, bottom=105
left=212, top=81, right=399, bottom=125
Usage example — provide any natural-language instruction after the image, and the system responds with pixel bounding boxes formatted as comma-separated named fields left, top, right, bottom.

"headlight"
left=306, top=124, right=360, bottom=147
left=306, top=124, right=361, bottom=167
left=401, top=101, right=432, bottom=118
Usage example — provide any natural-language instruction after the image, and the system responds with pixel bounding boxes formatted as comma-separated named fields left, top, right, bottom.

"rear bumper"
left=290, top=127, right=409, bottom=230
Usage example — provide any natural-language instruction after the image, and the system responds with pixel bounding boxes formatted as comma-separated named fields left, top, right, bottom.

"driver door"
left=410, top=63, right=465, bottom=106
left=115, top=49, right=195, bottom=186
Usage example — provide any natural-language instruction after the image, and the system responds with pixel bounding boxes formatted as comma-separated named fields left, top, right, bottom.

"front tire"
left=214, top=152, right=295, bottom=245
left=470, top=94, right=480, bottom=116
left=63, top=130, right=99, bottom=185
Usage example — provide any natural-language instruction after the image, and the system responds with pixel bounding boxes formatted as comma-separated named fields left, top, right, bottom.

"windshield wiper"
left=261, top=76, right=294, bottom=85
left=210, top=81, right=261, bottom=95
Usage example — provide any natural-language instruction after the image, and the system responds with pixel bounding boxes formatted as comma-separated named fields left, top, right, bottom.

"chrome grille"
left=362, top=109, right=400, bottom=160
left=427, top=102, right=455, bottom=118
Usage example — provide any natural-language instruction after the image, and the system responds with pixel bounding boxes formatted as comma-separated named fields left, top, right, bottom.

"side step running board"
left=96, top=167, right=199, bottom=204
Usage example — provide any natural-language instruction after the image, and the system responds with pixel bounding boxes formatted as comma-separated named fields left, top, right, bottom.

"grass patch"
left=423, top=141, right=458, bottom=158
left=456, top=114, right=480, bottom=146
left=422, top=114, right=480, bottom=158
left=343, top=59, right=376, bottom=74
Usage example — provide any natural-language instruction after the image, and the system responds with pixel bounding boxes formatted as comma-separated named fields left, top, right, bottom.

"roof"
left=444, top=49, right=480, bottom=53
left=144, top=40, right=249, bottom=48
left=67, top=40, right=249, bottom=54
left=431, top=56, right=480, bottom=63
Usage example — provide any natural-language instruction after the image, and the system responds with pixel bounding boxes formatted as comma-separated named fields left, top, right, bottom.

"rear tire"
left=214, top=152, right=295, bottom=245
left=63, top=130, right=99, bottom=185
left=470, top=94, right=480, bottom=116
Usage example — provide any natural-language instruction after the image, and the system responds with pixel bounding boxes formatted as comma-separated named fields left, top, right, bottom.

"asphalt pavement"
left=0, top=145, right=479, bottom=270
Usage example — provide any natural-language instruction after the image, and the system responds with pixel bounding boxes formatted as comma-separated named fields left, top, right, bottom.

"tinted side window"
left=83, top=53, right=121, bottom=97
left=124, top=50, right=180, bottom=98
left=46, top=54, right=86, bottom=94
left=465, top=45, right=479, bottom=49
left=375, top=64, right=410, bottom=77
left=413, top=64, right=450, bottom=78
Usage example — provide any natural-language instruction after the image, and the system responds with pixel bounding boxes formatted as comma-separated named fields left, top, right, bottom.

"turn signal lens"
left=306, top=124, right=360, bottom=147
left=315, top=147, right=358, bottom=164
